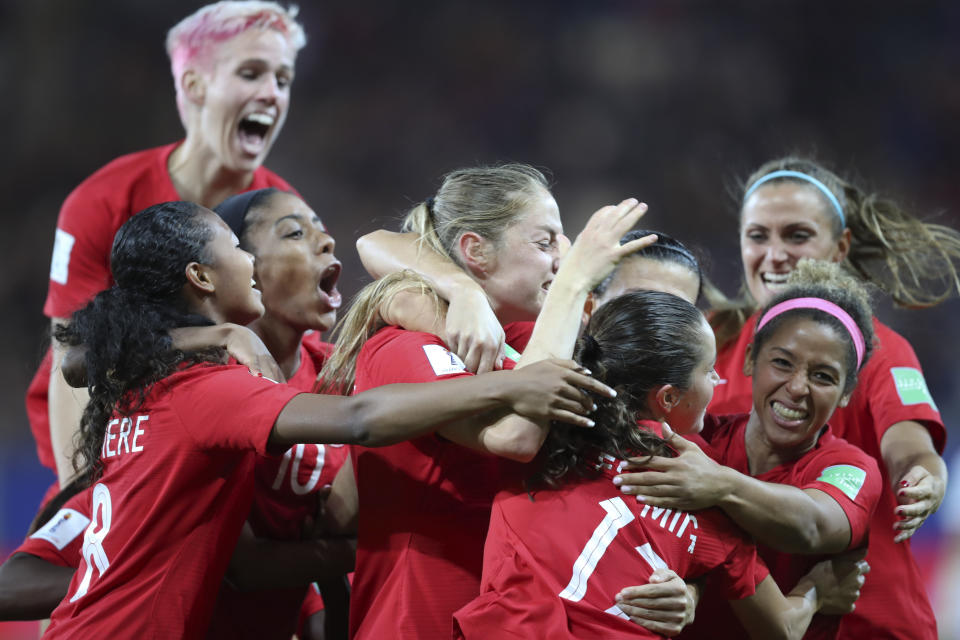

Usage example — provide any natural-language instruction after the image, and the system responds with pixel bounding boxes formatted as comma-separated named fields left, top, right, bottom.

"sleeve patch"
left=816, top=465, right=867, bottom=501
left=422, top=344, right=468, bottom=376
left=890, top=367, right=938, bottom=410
left=50, top=228, right=76, bottom=285
left=30, top=508, right=90, bottom=550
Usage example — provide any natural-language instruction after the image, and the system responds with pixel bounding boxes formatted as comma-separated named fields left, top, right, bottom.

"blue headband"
left=744, top=170, right=846, bottom=227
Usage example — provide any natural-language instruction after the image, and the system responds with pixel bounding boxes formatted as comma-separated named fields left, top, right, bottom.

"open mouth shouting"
left=318, top=261, right=343, bottom=310
left=238, top=111, right=276, bottom=157
left=769, top=399, right=809, bottom=428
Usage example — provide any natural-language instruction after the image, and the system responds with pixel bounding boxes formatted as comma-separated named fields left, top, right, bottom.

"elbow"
left=356, top=231, right=386, bottom=277
left=343, top=395, right=379, bottom=447
left=487, top=429, right=545, bottom=463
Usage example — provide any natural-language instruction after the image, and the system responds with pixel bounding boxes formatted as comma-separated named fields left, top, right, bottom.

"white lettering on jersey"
left=50, top=228, right=76, bottom=285
left=103, top=415, right=148, bottom=458
left=272, top=444, right=327, bottom=495
left=30, top=508, right=91, bottom=550
left=70, top=483, right=112, bottom=602
left=422, top=344, right=468, bottom=376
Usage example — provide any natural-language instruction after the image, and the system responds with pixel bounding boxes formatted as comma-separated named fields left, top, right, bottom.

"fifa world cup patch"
left=30, top=508, right=91, bottom=550
left=890, top=367, right=938, bottom=410
left=816, top=465, right=867, bottom=501
left=422, top=344, right=468, bottom=376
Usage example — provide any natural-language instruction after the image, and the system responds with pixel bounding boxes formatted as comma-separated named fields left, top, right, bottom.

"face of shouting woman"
left=243, top=191, right=341, bottom=334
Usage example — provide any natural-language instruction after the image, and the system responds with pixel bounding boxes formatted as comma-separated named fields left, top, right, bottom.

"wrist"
left=438, top=271, right=484, bottom=300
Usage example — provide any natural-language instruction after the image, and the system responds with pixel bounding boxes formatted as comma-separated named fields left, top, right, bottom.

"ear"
left=837, top=392, right=852, bottom=408
left=458, top=232, right=492, bottom=278
left=742, top=343, right=755, bottom=377
left=653, top=384, right=680, bottom=415
left=185, top=261, right=215, bottom=295
left=833, top=227, right=852, bottom=263
left=181, top=69, right=206, bottom=106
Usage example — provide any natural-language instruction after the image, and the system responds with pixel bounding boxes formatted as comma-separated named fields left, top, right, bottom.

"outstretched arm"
left=881, top=420, right=948, bottom=542
left=270, top=358, right=612, bottom=449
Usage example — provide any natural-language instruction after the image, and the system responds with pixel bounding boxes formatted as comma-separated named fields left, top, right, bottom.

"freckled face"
left=244, top=192, right=341, bottom=333
left=740, top=182, right=846, bottom=307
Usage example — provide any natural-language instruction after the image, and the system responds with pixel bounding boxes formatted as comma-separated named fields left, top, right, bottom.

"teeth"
left=762, top=272, right=791, bottom=284
left=772, top=401, right=807, bottom=420
left=245, top=113, right=275, bottom=126
left=251, top=278, right=257, bottom=287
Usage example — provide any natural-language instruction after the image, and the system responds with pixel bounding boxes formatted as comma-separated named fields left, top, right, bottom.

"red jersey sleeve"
left=794, top=443, right=882, bottom=550
left=851, top=321, right=946, bottom=453
left=16, top=491, right=92, bottom=569
left=167, top=365, right=302, bottom=455
left=359, top=327, right=474, bottom=386
left=45, top=185, right=119, bottom=319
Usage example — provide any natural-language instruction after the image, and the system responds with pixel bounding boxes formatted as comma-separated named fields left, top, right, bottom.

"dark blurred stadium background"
left=1, top=2, right=958, bottom=637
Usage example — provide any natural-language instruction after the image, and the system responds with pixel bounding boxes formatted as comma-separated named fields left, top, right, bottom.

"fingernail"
left=612, top=476, right=623, bottom=486
left=898, top=490, right=906, bottom=497
left=582, top=368, right=591, bottom=375
left=635, top=495, right=645, bottom=503
left=620, top=486, right=631, bottom=494
left=900, top=480, right=909, bottom=487
left=608, top=388, right=617, bottom=397
left=586, top=419, right=595, bottom=428
left=591, top=403, right=598, bottom=412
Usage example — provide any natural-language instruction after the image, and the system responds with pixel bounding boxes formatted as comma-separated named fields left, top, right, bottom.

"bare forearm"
left=520, top=278, right=590, bottom=364
left=0, top=553, right=73, bottom=621
left=272, top=375, right=508, bottom=447
left=717, top=469, right=845, bottom=554
left=357, top=230, right=479, bottom=300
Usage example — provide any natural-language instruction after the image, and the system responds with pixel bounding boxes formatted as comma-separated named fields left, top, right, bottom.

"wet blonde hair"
left=710, top=156, right=960, bottom=348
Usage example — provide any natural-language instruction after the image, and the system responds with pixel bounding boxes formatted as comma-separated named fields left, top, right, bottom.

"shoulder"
left=67, top=144, right=173, bottom=195
left=357, top=327, right=470, bottom=386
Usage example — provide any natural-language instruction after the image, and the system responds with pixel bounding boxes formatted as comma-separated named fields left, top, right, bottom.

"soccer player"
left=617, top=261, right=885, bottom=639
left=29, top=1, right=306, bottom=500
left=38, top=201, right=611, bottom=638
left=702, top=158, right=955, bottom=639
left=454, top=289, right=869, bottom=639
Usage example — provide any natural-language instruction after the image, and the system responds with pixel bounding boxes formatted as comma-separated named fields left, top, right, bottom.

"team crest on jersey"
left=30, top=508, right=90, bottom=550
left=816, top=464, right=867, bottom=501
left=890, top=367, right=937, bottom=410
left=422, top=344, right=467, bottom=376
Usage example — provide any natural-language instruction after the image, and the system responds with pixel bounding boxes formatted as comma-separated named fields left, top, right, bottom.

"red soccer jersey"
left=349, top=323, right=532, bottom=640
left=15, top=489, right=91, bottom=568
left=453, top=430, right=768, bottom=640
left=209, top=334, right=349, bottom=640
left=685, top=414, right=883, bottom=640
left=709, top=315, right=944, bottom=639
left=27, top=142, right=294, bottom=475
left=43, top=364, right=301, bottom=640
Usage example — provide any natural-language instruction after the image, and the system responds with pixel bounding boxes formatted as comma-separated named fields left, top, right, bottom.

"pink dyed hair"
left=166, top=1, right=306, bottom=125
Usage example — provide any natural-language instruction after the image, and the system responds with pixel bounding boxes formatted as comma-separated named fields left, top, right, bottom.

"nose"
left=765, top=239, right=790, bottom=265
left=315, top=232, right=335, bottom=255
left=255, top=75, right=282, bottom=104
left=784, top=370, right=809, bottom=397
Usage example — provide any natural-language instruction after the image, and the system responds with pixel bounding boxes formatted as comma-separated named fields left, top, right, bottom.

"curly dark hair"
left=55, top=201, right=227, bottom=482
left=529, top=290, right=710, bottom=490
left=751, top=260, right=876, bottom=396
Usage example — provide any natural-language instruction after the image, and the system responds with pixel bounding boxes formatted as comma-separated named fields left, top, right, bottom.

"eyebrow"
left=239, top=57, right=294, bottom=72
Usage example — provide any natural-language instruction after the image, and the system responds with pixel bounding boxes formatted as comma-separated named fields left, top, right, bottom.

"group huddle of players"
left=1, top=2, right=956, bottom=639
